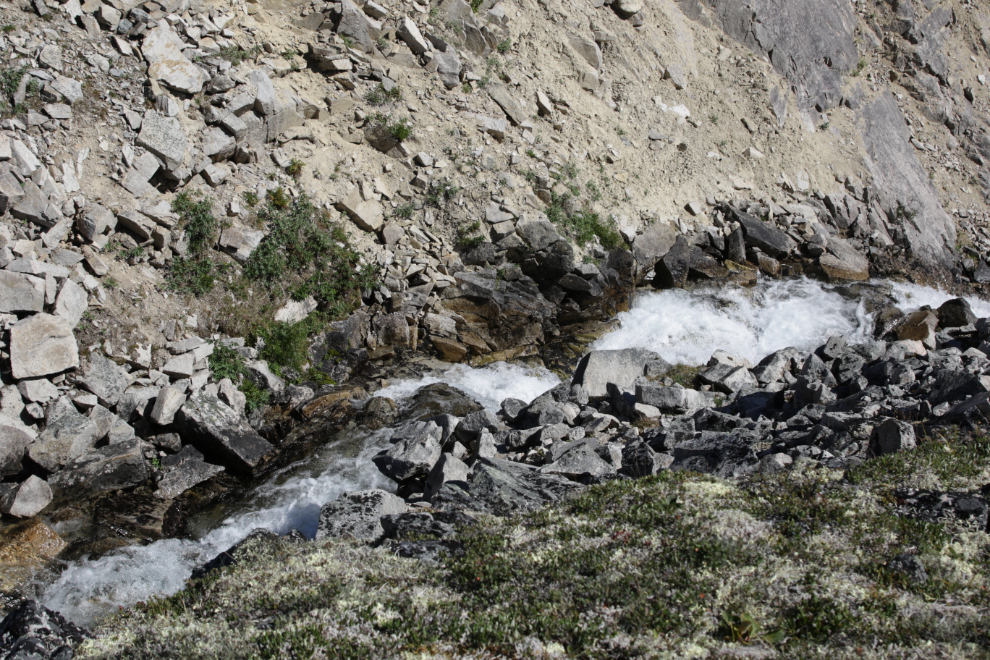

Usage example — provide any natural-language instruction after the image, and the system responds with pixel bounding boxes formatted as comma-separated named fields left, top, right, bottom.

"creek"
left=33, top=277, right=990, bottom=626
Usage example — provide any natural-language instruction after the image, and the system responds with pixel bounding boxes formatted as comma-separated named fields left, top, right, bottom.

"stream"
left=32, top=277, right=990, bottom=626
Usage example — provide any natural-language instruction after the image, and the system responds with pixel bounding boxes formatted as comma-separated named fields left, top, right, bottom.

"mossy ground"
left=78, top=431, right=990, bottom=659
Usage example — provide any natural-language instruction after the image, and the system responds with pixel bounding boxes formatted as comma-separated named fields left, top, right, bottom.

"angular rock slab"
left=315, top=489, right=406, bottom=541
left=0, top=475, right=52, bottom=518
left=373, top=421, right=442, bottom=482
left=80, top=352, right=131, bottom=407
left=155, top=445, right=224, bottom=500
left=9, top=313, right=79, bottom=380
left=433, top=457, right=583, bottom=516
left=175, top=390, right=276, bottom=474
left=48, top=438, right=149, bottom=502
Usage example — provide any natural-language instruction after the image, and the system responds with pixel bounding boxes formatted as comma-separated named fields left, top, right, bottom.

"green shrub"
left=496, top=38, right=511, bottom=53
left=285, top=158, right=304, bottom=179
left=239, top=378, right=269, bottom=413
left=457, top=220, right=485, bottom=249
left=218, top=44, right=260, bottom=66
left=244, top=191, right=259, bottom=207
left=208, top=343, right=247, bottom=381
left=243, top=194, right=379, bottom=319
left=167, top=256, right=224, bottom=297
left=546, top=192, right=622, bottom=249
left=255, top=321, right=311, bottom=375
left=172, top=192, right=219, bottom=254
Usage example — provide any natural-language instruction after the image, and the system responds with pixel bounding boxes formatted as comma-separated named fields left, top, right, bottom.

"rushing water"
left=35, top=278, right=990, bottom=625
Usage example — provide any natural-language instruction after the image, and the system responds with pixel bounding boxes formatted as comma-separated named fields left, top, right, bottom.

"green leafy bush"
left=243, top=194, right=379, bottom=319
left=364, top=82, right=402, bottom=106
left=167, top=193, right=224, bottom=296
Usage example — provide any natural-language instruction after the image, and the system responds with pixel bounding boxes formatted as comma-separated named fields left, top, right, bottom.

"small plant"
left=496, top=39, right=511, bottom=54
left=240, top=378, right=269, bottom=413
left=376, top=36, right=388, bottom=51
left=616, top=126, right=626, bottom=137
left=209, top=343, right=247, bottom=382
left=820, top=121, right=830, bottom=130
left=285, top=158, right=305, bottom=179
left=103, top=276, right=118, bottom=289
left=364, top=82, right=402, bottom=106
left=709, top=114, right=719, bottom=124
left=394, top=203, right=415, bottom=219
left=150, top=457, right=162, bottom=470
left=426, top=179, right=461, bottom=208
left=526, top=149, right=536, bottom=158
left=218, top=44, right=261, bottom=66
left=563, top=161, right=579, bottom=179
left=1, top=25, right=15, bottom=33
left=341, top=35, right=354, bottom=49
left=369, top=112, right=413, bottom=141
left=244, top=191, right=259, bottom=207
left=461, top=83, right=472, bottom=94
left=172, top=192, right=219, bottom=254
left=586, top=181, right=603, bottom=202
left=852, top=58, right=867, bottom=76
left=457, top=220, right=485, bottom=249
left=718, top=139, right=728, bottom=148
left=267, top=187, right=290, bottom=209
left=279, top=49, right=299, bottom=60
left=470, top=0, right=483, bottom=12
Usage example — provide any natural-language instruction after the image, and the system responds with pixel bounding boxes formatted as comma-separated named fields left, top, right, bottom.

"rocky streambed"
left=4, top=275, right=990, bottom=656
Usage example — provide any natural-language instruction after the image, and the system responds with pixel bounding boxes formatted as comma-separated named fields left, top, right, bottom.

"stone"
left=136, top=110, right=188, bottom=171
left=487, top=84, right=527, bottom=125
left=17, top=379, right=59, bottom=404
left=80, top=352, right=131, bottom=407
left=636, top=384, right=707, bottom=413
left=398, top=16, right=430, bottom=54
left=76, top=203, right=115, bottom=242
left=10, top=181, right=47, bottom=225
left=652, top=235, right=692, bottom=288
left=698, top=363, right=757, bottom=394
left=27, top=397, right=101, bottom=472
left=315, top=489, right=406, bottom=541
left=870, top=418, right=916, bottom=456
left=50, top=75, right=83, bottom=104
left=373, top=421, right=442, bottom=482
left=11, top=140, right=41, bottom=176
left=631, top=223, right=677, bottom=279
left=53, top=278, right=88, bottom=327
left=433, top=457, right=582, bottom=516
left=819, top=254, right=868, bottom=282
left=175, top=390, right=275, bottom=474
left=897, top=309, right=938, bottom=349
left=0, top=271, right=45, bottom=313
left=335, top=0, right=374, bottom=52
left=423, top=453, right=469, bottom=501
left=48, top=438, right=149, bottom=502
left=150, top=387, right=187, bottom=426
left=9, top=314, right=78, bottom=379
left=143, top=25, right=207, bottom=94
left=0, top=425, right=33, bottom=477
left=245, top=360, right=286, bottom=394
left=0, top=600, right=88, bottom=658
left=155, top=445, right=224, bottom=500
left=621, top=438, right=665, bottom=477
left=218, top=225, right=264, bottom=262
left=162, top=353, right=196, bottom=379
left=337, top=189, right=384, bottom=231
left=273, top=297, right=318, bottom=323
left=435, top=49, right=462, bottom=88
left=540, top=443, right=616, bottom=479
left=38, top=44, right=62, bottom=71
left=0, top=476, right=52, bottom=518
left=729, top=207, right=796, bottom=259
left=613, top=0, right=643, bottom=18
left=936, top=298, right=976, bottom=329
left=571, top=348, right=662, bottom=398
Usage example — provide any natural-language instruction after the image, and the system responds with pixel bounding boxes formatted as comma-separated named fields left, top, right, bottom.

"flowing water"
left=34, top=277, right=990, bottom=626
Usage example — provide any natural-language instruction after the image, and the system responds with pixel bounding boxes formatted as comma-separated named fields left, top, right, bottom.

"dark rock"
left=373, top=421, right=442, bottom=482
left=0, top=600, right=89, bottom=660
left=540, top=443, right=616, bottom=480
left=381, top=510, right=475, bottom=540
left=652, top=235, right=692, bottom=288
left=433, top=457, right=583, bottom=515
left=883, top=553, right=928, bottom=585
left=936, top=298, right=976, bottom=328
left=670, top=431, right=760, bottom=477
left=620, top=438, right=667, bottom=477
left=725, top=227, right=746, bottom=263
left=190, top=528, right=281, bottom=580
left=48, top=438, right=149, bottom=503
left=155, top=445, right=225, bottom=500
left=869, top=418, right=916, bottom=456
left=728, top=207, right=796, bottom=259
left=631, top=224, right=677, bottom=281
left=174, top=390, right=276, bottom=475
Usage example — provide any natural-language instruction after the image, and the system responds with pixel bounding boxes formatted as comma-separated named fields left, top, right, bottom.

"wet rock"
left=373, top=421, right=442, bottom=482
left=175, top=390, right=276, bottom=475
left=454, top=410, right=499, bottom=441
left=652, top=235, right=692, bottom=288
left=48, top=438, right=149, bottom=502
left=155, top=446, right=225, bottom=500
left=936, top=298, right=976, bottom=328
left=572, top=348, right=662, bottom=398
left=315, top=489, right=406, bottom=541
left=0, top=476, right=52, bottom=518
left=9, top=314, right=78, bottom=379
left=0, top=600, right=89, bottom=660
left=190, top=529, right=281, bottom=580
left=897, top=309, right=938, bottom=349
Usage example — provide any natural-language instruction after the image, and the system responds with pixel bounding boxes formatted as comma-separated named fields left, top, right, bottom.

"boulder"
left=79, top=352, right=131, bottom=407
left=337, top=189, right=384, bottom=232
left=571, top=348, right=662, bottom=398
left=0, top=271, right=45, bottom=313
left=433, top=457, right=583, bottom=515
left=53, top=278, right=88, bottom=327
left=0, top=475, right=52, bottom=518
left=9, top=314, right=78, bottom=379
left=631, top=223, right=677, bottom=281
left=174, top=390, right=276, bottom=474
left=698, top=363, right=757, bottom=394
left=636, top=384, right=707, bottom=413
left=335, top=0, right=375, bottom=52
left=142, top=25, right=207, bottom=94
left=135, top=110, right=188, bottom=171
left=48, top=438, right=149, bottom=501
left=423, top=453, right=469, bottom=501
left=621, top=438, right=668, bottom=477
left=373, top=421, right=442, bottom=482
left=150, top=387, right=187, bottom=426
left=154, top=446, right=225, bottom=500
left=936, top=298, right=976, bottom=328
left=729, top=207, right=796, bottom=259
left=652, top=235, right=692, bottom=288
left=897, top=309, right=938, bottom=349
left=314, top=489, right=406, bottom=541
left=540, top=443, right=616, bottom=479
left=0, top=425, right=33, bottom=477
left=870, top=418, right=916, bottom=456
left=27, top=398, right=101, bottom=472
left=670, top=431, right=759, bottom=478
left=0, top=600, right=89, bottom=659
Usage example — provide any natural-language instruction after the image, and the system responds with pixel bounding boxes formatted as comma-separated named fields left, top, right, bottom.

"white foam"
left=592, top=278, right=873, bottom=366
left=41, top=428, right=392, bottom=626
left=375, top=362, right=560, bottom=410
left=890, top=281, right=990, bottom=318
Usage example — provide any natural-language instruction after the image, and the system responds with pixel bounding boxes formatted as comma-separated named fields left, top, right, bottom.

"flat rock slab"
left=433, top=457, right=583, bottom=516
left=136, top=110, right=188, bottom=171
left=572, top=348, right=662, bottom=398
left=48, top=438, right=148, bottom=502
left=175, top=390, right=275, bottom=474
left=155, top=446, right=224, bottom=500
left=9, top=314, right=78, bottom=379
left=0, top=271, right=45, bottom=313
left=80, top=352, right=131, bottom=407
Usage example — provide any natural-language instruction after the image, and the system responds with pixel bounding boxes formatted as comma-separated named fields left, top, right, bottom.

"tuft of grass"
left=546, top=192, right=622, bottom=249
left=369, top=112, right=413, bottom=141
left=167, top=193, right=225, bottom=297
left=218, top=44, right=261, bottom=67
left=709, top=114, right=719, bottom=124
left=244, top=191, right=259, bottom=207
left=496, top=38, right=511, bottom=54
left=456, top=220, right=485, bottom=249
left=172, top=192, right=219, bottom=254
left=393, top=203, right=415, bottom=219
left=103, top=276, right=118, bottom=289
left=852, top=58, right=867, bottom=76
left=285, top=158, right=304, bottom=179
left=364, top=83, right=402, bottom=106
left=208, top=343, right=247, bottom=382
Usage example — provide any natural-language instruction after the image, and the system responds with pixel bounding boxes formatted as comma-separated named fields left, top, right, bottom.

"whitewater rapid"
left=36, top=277, right=990, bottom=625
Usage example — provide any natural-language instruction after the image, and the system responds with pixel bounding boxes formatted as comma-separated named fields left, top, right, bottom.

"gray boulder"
left=539, top=443, right=616, bottom=480
left=48, top=438, right=149, bottom=501
left=0, top=271, right=45, bottom=313
left=636, top=384, right=707, bottom=413
left=373, top=421, right=442, bottom=482
left=572, top=348, right=663, bottom=398
left=0, top=600, right=89, bottom=660
left=423, top=453, right=469, bottom=501
left=9, top=313, right=79, bottom=379
left=79, top=352, right=131, bottom=407
left=174, top=389, right=276, bottom=474
left=0, top=424, right=33, bottom=477
left=433, top=457, right=583, bottom=515
left=670, top=431, right=760, bottom=478
left=315, top=489, right=406, bottom=541
left=154, top=446, right=225, bottom=500
left=870, top=418, right=916, bottom=456
left=27, top=397, right=101, bottom=472
left=0, top=475, right=52, bottom=518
